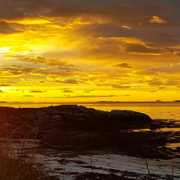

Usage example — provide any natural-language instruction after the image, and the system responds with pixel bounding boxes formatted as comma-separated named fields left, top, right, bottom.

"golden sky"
left=1, top=0, right=180, bottom=102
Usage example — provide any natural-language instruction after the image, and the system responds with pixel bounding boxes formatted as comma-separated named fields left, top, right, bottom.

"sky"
left=0, top=0, right=180, bottom=103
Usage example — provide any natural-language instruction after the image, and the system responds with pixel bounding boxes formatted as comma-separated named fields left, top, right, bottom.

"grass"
left=0, top=128, right=59, bottom=180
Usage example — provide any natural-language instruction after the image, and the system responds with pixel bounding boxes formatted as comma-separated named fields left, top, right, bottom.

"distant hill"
left=155, top=100, right=162, bottom=103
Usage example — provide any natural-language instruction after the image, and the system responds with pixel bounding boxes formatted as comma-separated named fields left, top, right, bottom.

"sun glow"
left=0, top=1, right=179, bottom=103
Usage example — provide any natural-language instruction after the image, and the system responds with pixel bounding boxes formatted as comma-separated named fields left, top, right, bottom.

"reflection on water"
left=166, top=143, right=180, bottom=150
left=133, top=129, right=151, bottom=132
left=84, top=102, right=180, bottom=121
left=1, top=102, right=180, bottom=120
left=157, top=128, right=180, bottom=132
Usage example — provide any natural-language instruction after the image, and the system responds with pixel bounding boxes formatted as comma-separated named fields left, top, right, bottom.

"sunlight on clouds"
left=2, top=58, right=10, bottom=61
left=7, top=18, right=53, bottom=25
left=0, top=0, right=180, bottom=102
left=122, top=25, right=132, bottom=29
left=149, top=16, right=167, bottom=24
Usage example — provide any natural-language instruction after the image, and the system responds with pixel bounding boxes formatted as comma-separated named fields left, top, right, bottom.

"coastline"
left=0, top=105, right=180, bottom=179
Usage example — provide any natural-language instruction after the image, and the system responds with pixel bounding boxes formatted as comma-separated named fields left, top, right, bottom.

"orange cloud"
left=149, top=16, right=167, bottom=24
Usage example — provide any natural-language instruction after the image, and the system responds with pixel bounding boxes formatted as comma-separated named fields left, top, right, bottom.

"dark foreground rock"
left=6, top=105, right=179, bottom=159
left=0, top=105, right=152, bottom=147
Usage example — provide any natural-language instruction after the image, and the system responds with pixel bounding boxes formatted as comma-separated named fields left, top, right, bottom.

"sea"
left=0, top=102, right=180, bottom=121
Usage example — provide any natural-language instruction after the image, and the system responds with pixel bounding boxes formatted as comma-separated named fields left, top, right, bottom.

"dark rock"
left=20, top=112, right=35, bottom=122
left=8, top=115, right=21, bottom=123
left=110, top=110, right=152, bottom=122
left=0, top=105, right=153, bottom=149
left=0, top=113, right=8, bottom=124
left=34, top=110, right=46, bottom=119
left=150, top=122, right=160, bottom=130
left=45, top=107, right=61, bottom=115
left=51, top=115, right=63, bottom=122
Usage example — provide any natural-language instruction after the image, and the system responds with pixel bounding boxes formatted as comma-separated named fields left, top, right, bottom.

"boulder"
left=45, top=107, right=61, bottom=115
left=34, top=110, right=46, bottom=118
left=34, top=110, right=50, bottom=121
left=110, top=110, right=152, bottom=122
left=51, top=115, right=63, bottom=122
left=73, top=112, right=88, bottom=118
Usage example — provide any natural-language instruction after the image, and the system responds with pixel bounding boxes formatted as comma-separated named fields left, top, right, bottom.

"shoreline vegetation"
left=0, top=105, right=179, bottom=179
left=0, top=129, right=59, bottom=180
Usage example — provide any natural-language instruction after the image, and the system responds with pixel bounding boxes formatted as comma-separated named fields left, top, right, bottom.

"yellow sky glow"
left=0, top=0, right=180, bottom=103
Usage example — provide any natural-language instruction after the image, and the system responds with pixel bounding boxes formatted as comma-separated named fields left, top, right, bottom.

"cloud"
left=122, top=25, right=132, bottom=29
left=0, top=21, right=22, bottom=34
left=133, top=70, right=156, bottom=76
left=145, top=63, right=180, bottom=74
left=63, top=90, right=74, bottom=93
left=3, top=54, right=74, bottom=68
left=30, top=90, right=46, bottom=93
left=111, top=84, right=131, bottom=89
left=0, top=0, right=176, bottom=28
left=48, top=95, right=118, bottom=98
left=149, top=16, right=167, bottom=24
left=123, top=43, right=161, bottom=55
left=63, top=79, right=79, bottom=84
left=114, top=63, right=133, bottom=69
left=23, top=95, right=34, bottom=97
left=0, top=65, right=37, bottom=77
left=148, top=80, right=165, bottom=86
left=9, top=46, right=32, bottom=52
left=0, top=84, right=11, bottom=87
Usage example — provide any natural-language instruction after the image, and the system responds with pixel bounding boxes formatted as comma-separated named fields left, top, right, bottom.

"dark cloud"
left=0, top=66, right=33, bottom=77
left=30, top=90, right=45, bottom=93
left=3, top=54, right=75, bottom=68
left=0, top=21, right=21, bottom=34
left=148, top=64, right=180, bottom=74
left=123, top=43, right=161, bottom=54
left=76, top=23, right=180, bottom=48
left=0, top=0, right=179, bottom=28
left=111, top=84, right=131, bottom=89
left=0, top=83, right=11, bottom=86
left=63, top=79, right=78, bottom=84
left=148, top=78, right=180, bottom=86
left=63, top=90, right=74, bottom=93
left=114, top=63, right=132, bottom=69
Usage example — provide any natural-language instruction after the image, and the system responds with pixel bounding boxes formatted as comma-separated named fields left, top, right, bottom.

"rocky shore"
left=0, top=105, right=178, bottom=158
left=0, top=105, right=180, bottom=179
left=0, top=105, right=149, bottom=132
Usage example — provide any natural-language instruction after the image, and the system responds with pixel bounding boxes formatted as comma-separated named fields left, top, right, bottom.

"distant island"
left=97, top=101, right=122, bottom=103
left=174, top=100, right=180, bottom=102
left=155, top=100, right=163, bottom=103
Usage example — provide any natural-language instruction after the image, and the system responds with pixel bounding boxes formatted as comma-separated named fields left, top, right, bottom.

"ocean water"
left=0, top=102, right=180, bottom=121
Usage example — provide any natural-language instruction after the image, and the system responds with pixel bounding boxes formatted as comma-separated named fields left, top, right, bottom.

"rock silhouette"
left=0, top=105, right=152, bottom=148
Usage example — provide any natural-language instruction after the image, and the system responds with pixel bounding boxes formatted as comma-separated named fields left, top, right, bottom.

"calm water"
left=0, top=102, right=180, bottom=120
